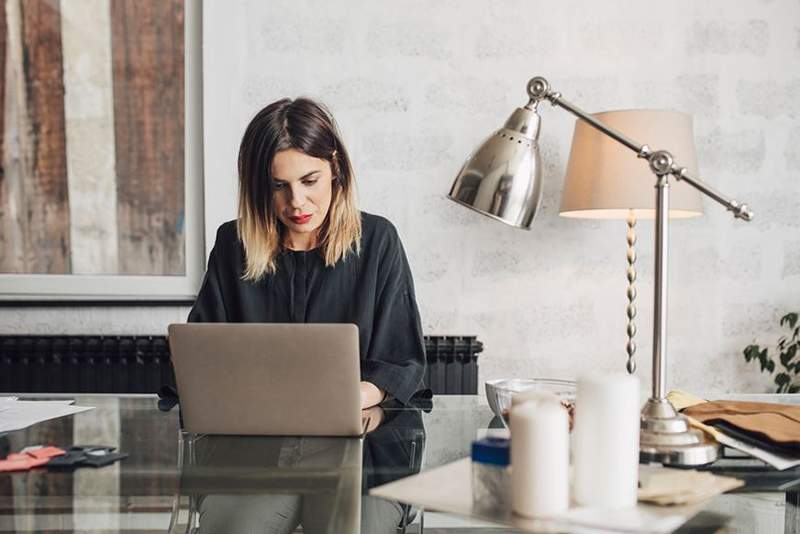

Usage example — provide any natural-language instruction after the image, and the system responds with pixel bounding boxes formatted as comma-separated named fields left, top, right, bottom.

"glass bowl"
left=484, top=378, right=576, bottom=428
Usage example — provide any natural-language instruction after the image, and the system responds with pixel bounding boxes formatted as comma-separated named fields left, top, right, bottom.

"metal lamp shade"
left=448, top=106, right=544, bottom=230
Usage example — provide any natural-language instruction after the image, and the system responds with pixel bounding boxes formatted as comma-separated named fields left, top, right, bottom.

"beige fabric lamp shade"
left=559, top=110, right=704, bottom=219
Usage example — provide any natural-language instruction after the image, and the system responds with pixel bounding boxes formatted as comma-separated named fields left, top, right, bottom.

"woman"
left=188, top=97, right=426, bottom=408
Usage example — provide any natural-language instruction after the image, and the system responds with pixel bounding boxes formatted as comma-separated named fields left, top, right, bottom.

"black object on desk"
left=46, top=445, right=128, bottom=469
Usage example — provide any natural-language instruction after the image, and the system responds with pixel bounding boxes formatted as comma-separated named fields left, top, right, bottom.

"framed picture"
left=0, top=0, right=204, bottom=302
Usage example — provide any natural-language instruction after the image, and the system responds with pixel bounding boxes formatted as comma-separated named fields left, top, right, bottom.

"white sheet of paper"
left=716, top=431, right=800, bottom=471
left=0, top=399, right=94, bottom=434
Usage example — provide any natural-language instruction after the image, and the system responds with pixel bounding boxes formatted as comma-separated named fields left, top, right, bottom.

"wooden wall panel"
left=61, top=0, right=119, bottom=274
left=0, top=0, right=70, bottom=274
left=111, top=0, right=185, bottom=275
left=0, top=0, right=6, bottom=183
left=0, top=0, right=10, bottom=273
left=0, top=0, right=25, bottom=275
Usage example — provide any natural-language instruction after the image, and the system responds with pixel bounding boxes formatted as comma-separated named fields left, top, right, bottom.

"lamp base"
left=639, top=398, right=719, bottom=466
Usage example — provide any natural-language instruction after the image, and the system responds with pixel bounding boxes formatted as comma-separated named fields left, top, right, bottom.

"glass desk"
left=0, top=394, right=797, bottom=533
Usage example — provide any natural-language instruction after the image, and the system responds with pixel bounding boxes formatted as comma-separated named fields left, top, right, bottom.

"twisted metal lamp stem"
left=626, top=211, right=637, bottom=374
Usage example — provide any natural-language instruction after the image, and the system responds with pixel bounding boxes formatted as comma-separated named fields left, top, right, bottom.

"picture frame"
left=0, top=0, right=204, bottom=302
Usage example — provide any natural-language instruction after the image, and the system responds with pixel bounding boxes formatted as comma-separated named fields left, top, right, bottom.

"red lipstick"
left=289, top=214, right=313, bottom=225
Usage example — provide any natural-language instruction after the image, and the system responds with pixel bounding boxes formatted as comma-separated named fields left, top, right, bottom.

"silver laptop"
left=168, top=323, right=363, bottom=436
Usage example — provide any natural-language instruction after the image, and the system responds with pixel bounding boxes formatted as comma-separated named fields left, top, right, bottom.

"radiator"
left=0, top=334, right=482, bottom=395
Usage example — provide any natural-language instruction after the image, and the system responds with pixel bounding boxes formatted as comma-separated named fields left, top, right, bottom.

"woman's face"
left=271, top=148, right=335, bottom=248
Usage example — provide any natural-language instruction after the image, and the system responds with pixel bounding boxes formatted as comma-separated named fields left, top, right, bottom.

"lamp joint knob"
left=728, top=200, right=754, bottom=221
left=648, top=150, right=674, bottom=176
left=526, top=77, right=550, bottom=101
left=671, top=166, right=689, bottom=181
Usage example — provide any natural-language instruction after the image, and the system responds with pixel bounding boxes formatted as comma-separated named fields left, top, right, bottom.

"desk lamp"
left=560, top=110, right=703, bottom=375
left=448, top=76, right=753, bottom=466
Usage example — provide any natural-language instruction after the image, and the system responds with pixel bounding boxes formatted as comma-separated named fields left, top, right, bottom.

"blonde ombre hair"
left=237, top=98, right=361, bottom=281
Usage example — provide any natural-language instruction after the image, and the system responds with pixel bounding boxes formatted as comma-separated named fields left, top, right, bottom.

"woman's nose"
left=289, top=185, right=305, bottom=208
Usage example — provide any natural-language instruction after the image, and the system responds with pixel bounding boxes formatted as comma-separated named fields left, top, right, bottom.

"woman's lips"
left=289, top=214, right=313, bottom=224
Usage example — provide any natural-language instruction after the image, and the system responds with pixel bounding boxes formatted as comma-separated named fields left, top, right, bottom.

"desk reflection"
left=176, top=405, right=426, bottom=534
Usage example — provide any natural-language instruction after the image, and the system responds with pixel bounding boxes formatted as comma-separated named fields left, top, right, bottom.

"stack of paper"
left=668, top=390, right=800, bottom=470
left=638, top=464, right=743, bottom=505
left=0, top=397, right=94, bottom=434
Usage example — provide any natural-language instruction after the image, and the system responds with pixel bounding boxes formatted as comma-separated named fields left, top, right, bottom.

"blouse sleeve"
left=187, top=235, right=228, bottom=323
left=361, top=226, right=426, bottom=404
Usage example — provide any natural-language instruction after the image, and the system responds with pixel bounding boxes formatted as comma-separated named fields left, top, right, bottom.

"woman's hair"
left=237, top=97, right=361, bottom=281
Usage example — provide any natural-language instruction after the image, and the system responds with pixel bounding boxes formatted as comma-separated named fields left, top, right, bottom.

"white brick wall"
left=3, top=0, right=799, bottom=396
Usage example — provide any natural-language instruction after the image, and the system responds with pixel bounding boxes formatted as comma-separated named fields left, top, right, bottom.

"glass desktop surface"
left=0, top=394, right=797, bottom=534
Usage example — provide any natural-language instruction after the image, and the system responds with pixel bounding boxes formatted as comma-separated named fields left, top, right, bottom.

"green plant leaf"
left=781, top=312, right=799, bottom=329
left=742, top=313, right=800, bottom=388
left=781, top=345, right=798, bottom=368
left=760, top=356, right=769, bottom=372
left=743, top=344, right=761, bottom=362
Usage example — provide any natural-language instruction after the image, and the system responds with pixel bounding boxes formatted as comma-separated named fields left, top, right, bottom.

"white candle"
left=511, top=390, right=560, bottom=408
left=573, top=373, right=640, bottom=508
left=510, top=399, right=569, bottom=518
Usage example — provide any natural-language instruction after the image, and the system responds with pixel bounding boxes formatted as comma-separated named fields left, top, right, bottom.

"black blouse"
left=187, top=212, right=426, bottom=404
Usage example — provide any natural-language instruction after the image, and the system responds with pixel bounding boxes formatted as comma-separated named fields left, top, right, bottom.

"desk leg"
left=787, top=491, right=799, bottom=534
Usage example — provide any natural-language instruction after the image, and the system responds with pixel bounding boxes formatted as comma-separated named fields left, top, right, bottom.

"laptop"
left=168, top=323, right=363, bottom=436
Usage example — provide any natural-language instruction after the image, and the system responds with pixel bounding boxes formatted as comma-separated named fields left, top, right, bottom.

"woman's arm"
left=360, top=221, right=426, bottom=404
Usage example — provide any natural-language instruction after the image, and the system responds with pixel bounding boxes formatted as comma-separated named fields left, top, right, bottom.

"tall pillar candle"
left=573, top=374, right=640, bottom=508
left=510, top=399, right=569, bottom=518
left=511, top=390, right=560, bottom=409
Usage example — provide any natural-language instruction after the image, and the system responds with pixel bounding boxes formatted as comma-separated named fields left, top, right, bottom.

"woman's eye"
left=303, top=179, right=318, bottom=186
left=273, top=182, right=287, bottom=190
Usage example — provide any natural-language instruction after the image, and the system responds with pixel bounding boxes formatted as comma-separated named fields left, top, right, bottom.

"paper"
left=668, top=390, right=800, bottom=471
left=0, top=397, right=94, bottom=434
left=638, top=464, right=743, bottom=505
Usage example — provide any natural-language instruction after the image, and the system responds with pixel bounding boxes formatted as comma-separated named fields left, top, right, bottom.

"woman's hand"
left=360, top=381, right=386, bottom=409
left=361, top=405, right=386, bottom=433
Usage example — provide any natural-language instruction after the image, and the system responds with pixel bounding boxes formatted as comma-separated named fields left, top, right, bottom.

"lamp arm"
left=526, top=76, right=754, bottom=222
